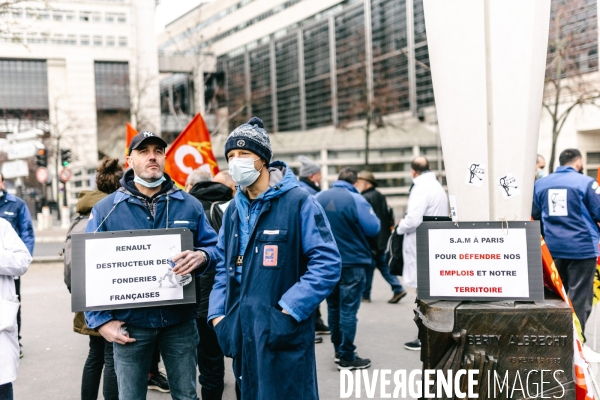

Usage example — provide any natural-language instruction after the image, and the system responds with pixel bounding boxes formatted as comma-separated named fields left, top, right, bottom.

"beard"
left=131, top=159, right=164, bottom=182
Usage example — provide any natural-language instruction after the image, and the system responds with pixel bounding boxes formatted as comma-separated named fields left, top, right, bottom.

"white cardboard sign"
left=85, top=234, right=184, bottom=308
left=428, top=228, right=529, bottom=298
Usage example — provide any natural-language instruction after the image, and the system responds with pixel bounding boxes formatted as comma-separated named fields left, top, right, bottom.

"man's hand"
left=98, top=320, right=136, bottom=345
left=282, top=309, right=290, bottom=315
left=212, top=316, right=225, bottom=327
left=171, top=250, right=206, bottom=275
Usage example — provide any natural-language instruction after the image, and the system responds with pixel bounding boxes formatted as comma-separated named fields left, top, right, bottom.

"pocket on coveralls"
left=267, top=306, right=309, bottom=351
left=214, top=316, right=237, bottom=358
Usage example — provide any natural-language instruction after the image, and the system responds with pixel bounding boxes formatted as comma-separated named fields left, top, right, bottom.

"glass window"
left=249, top=44, right=272, bottom=131
left=116, top=13, right=126, bottom=23
left=66, top=34, right=76, bottom=45
left=53, top=12, right=63, bottom=21
left=94, top=61, right=130, bottom=110
left=39, top=12, right=49, bottom=20
left=420, top=147, right=438, bottom=156
left=51, top=34, right=63, bottom=45
left=0, top=59, right=49, bottom=110
left=80, top=35, right=90, bottom=46
left=105, top=14, right=114, bottom=23
left=93, top=36, right=102, bottom=46
left=12, top=9, right=23, bottom=18
left=275, top=34, right=299, bottom=88
left=92, top=12, right=101, bottom=22
left=80, top=12, right=90, bottom=22
left=224, top=54, right=247, bottom=130
left=118, top=36, right=127, bottom=47
left=587, top=152, right=600, bottom=164
left=66, top=12, right=75, bottom=21
left=106, top=36, right=115, bottom=46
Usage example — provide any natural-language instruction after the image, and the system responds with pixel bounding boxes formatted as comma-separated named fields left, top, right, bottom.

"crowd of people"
left=0, top=115, right=599, bottom=400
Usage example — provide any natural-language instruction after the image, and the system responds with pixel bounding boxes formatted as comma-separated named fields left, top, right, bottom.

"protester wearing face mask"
left=84, top=131, right=219, bottom=400
left=208, top=117, right=341, bottom=400
left=536, top=154, right=546, bottom=180
left=533, top=148, right=600, bottom=338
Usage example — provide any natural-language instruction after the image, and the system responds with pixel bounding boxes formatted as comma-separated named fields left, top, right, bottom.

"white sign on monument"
left=428, top=228, right=529, bottom=298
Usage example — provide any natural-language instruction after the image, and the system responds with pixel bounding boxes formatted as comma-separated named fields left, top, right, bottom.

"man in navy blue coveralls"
left=208, top=117, right=341, bottom=400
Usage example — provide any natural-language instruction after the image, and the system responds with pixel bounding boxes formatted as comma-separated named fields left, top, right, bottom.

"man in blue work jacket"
left=85, top=132, right=219, bottom=400
left=0, top=172, right=35, bottom=356
left=316, top=167, right=380, bottom=370
left=533, top=148, right=600, bottom=336
left=208, top=117, right=341, bottom=400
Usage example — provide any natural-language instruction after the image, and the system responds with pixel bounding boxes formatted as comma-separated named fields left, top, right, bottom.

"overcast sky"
left=155, top=0, right=212, bottom=34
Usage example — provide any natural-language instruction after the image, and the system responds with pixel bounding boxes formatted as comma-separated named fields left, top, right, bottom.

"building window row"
left=18, top=33, right=128, bottom=47
left=4, top=8, right=126, bottom=24
left=216, top=0, right=434, bottom=133
left=159, top=0, right=256, bottom=52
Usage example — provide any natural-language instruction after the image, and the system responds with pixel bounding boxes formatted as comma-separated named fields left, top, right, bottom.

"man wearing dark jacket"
left=355, top=171, right=406, bottom=304
left=297, top=156, right=322, bottom=196
left=188, top=174, right=233, bottom=400
left=316, top=167, right=380, bottom=370
left=533, top=148, right=600, bottom=334
left=85, top=132, right=219, bottom=400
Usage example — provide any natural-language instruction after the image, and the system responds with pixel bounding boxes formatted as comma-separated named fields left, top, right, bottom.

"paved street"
left=13, top=262, right=422, bottom=399
left=33, top=242, right=64, bottom=258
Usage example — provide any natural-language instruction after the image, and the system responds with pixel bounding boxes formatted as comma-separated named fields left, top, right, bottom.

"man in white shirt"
left=396, top=157, right=448, bottom=351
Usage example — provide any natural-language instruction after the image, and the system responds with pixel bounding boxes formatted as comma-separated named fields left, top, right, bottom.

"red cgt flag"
left=165, top=113, right=220, bottom=187
left=125, top=123, right=138, bottom=169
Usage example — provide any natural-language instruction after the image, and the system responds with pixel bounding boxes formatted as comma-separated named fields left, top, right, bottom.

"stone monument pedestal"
left=417, top=293, right=575, bottom=399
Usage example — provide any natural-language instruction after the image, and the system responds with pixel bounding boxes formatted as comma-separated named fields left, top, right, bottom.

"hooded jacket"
left=188, top=181, right=233, bottom=319
left=361, top=186, right=393, bottom=254
left=76, top=190, right=108, bottom=215
left=208, top=161, right=341, bottom=400
left=0, top=191, right=34, bottom=255
left=0, top=218, right=32, bottom=385
left=189, top=181, right=233, bottom=216
left=298, top=177, right=320, bottom=196
left=84, top=170, right=219, bottom=330
left=316, top=180, right=381, bottom=267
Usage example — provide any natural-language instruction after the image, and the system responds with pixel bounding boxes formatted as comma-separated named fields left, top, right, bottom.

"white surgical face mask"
left=229, top=157, right=262, bottom=186
left=134, top=174, right=166, bottom=188
left=536, top=169, right=545, bottom=180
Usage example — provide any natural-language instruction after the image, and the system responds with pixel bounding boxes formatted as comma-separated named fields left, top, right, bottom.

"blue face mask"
left=229, top=157, right=262, bottom=187
left=134, top=174, right=166, bottom=188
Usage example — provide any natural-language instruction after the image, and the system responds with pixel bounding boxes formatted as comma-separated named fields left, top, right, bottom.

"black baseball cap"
left=128, top=131, right=168, bottom=155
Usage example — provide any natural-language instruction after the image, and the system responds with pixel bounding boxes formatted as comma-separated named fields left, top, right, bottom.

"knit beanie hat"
left=224, top=117, right=272, bottom=163
left=298, top=156, right=321, bottom=177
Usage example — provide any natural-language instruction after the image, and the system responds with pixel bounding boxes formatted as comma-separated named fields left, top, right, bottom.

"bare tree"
left=543, top=0, right=600, bottom=172
left=129, top=60, right=160, bottom=133
left=336, top=28, right=412, bottom=167
left=0, top=0, right=50, bottom=41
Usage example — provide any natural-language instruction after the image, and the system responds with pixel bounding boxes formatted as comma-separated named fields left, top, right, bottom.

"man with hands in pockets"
left=208, top=117, right=341, bottom=400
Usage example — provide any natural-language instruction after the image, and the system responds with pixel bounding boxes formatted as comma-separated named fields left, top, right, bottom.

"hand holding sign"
left=98, top=320, right=136, bottom=345
left=171, top=250, right=206, bottom=276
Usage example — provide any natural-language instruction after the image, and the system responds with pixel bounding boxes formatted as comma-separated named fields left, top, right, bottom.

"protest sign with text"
left=416, top=221, right=543, bottom=301
left=70, top=229, right=196, bottom=312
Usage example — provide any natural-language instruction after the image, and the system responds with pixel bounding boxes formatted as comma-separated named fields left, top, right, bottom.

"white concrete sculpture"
left=423, top=0, right=551, bottom=221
